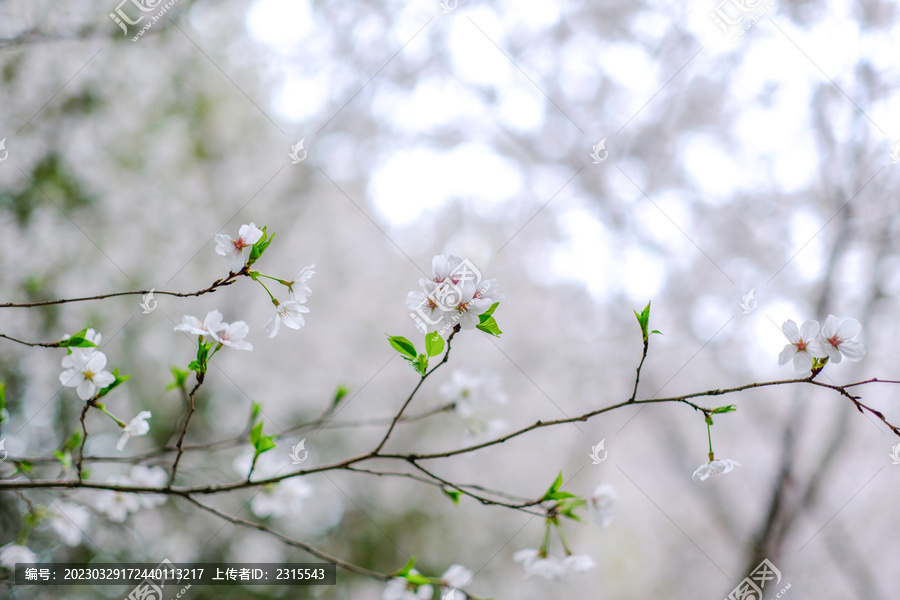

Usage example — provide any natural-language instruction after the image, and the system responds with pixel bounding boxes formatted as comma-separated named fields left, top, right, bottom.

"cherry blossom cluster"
left=778, top=315, right=866, bottom=374
left=406, top=255, right=503, bottom=337
left=212, top=222, right=316, bottom=339
left=57, top=328, right=151, bottom=452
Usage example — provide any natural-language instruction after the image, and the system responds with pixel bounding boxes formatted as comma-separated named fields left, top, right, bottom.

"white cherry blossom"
left=692, top=458, right=741, bottom=482
left=513, top=548, right=595, bottom=581
left=60, top=349, right=116, bottom=401
left=117, top=411, right=151, bottom=451
left=778, top=319, right=826, bottom=374
left=215, top=222, right=263, bottom=273
left=383, top=570, right=433, bottom=600
left=174, top=310, right=226, bottom=338
left=0, top=544, right=38, bottom=570
left=588, top=484, right=617, bottom=529
left=289, top=264, right=315, bottom=302
left=265, top=300, right=309, bottom=338
left=820, top=315, right=866, bottom=364
left=211, top=320, right=253, bottom=351
left=47, top=502, right=91, bottom=547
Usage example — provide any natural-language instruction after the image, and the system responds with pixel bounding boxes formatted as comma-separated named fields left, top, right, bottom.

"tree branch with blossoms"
left=1, top=225, right=897, bottom=600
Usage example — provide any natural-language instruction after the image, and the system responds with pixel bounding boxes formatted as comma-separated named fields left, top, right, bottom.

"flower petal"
left=781, top=320, right=800, bottom=343
left=839, top=339, right=866, bottom=362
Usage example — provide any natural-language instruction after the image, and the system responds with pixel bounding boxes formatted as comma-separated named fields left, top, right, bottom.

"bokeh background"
left=2, top=0, right=900, bottom=598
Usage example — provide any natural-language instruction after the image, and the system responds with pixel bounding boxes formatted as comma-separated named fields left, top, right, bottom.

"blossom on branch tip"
left=513, top=549, right=596, bottom=581
left=265, top=300, right=309, bottom=338
left=383, top=571, right=433, bottom=600
left=820, top=315, right=866, bottom=364
left=174, top=310, right=226, bottom=338
left=452, top=281, right=493, bottom=331
left=289, top=264, right=315, bottom=302
left=692, top=458, right=741, bottom=482
left=777, top=319, right=826, bottom=374
left=441, top=564, right=473, bottom=588
left=215, top=223, right=263, bottom=273
left=117, top=411, right=152, bottom=451
left=60, top=349, right=116, bottom=400
left=408, top=254, right=501, bottom=336
left=211, top=320, right=253, bottom=351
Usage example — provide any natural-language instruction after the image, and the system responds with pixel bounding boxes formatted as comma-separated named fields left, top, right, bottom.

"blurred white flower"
left=47, top=502, right=91, bottom=547
left=174, top=310, right=226, bottom=337
left=211, top=320, right=253, bottom=351
left=117, top=411, right=151, bottom=451
left=441, top=564, right=473, bottom=588
left=462, top=417, right=508, bottom=443
left=513, top=548, right=595, bottom=581
left=383, top=571, right=433, bottom=600
left=692, top=458, right=741, bottom=482
left=93, top=475, right=140, bottom=523
left=129, top=465, right=168, bottom=508
left=289, top=264, right=315, bottom=302
left=441, top=371, right=508, bottom=441
left=588, top=484, right=616, bottom=529
left=778, top=319, right=826, bottom=374
left=820, top=315, right=866, bottom=364
left=215, top=222, right=263, bottom=273
left=440, top=371, right=508, bottom=418
left=265, top=300, right=309, bottom=338
left=251, top=478, right=314, bottom=519
left=0, top=543, right=38, bottom=569
left=60, top=350, right=116, bottom=401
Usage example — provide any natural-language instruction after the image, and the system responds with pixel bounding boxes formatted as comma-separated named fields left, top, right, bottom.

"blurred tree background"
left=1, top=0, right=900, bottom=598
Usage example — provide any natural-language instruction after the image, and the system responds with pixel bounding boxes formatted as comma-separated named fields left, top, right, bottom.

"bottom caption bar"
left=14, top=562, right=336, bottom=586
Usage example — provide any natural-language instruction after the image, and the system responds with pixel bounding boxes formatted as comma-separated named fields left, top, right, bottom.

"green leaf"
left=651, top=329, right=663, bottom=336
left=0, top=380, right=6, bottom=422
left=411, top=354, right=429, bottom=376
left=250, top=422, right=276, bottom=458
left=442, top=487, right=461, bottom=505
left=166, top=367, right=190, bottom=391
left=476, top=316, right=502, bottom=337
left=559, top=497, right=588, bottom=521
left=634, top=301, right=651, bottom=342
left=333, top=385, right=349, bottom=406
left=387, top=335, right=417, bottom=360
left=246, top=226, right=274, bottom=267
left=54, top=450, right=72, bottom=469
left=16, top=461, right=33, bottom=474
left=711, top=404, right=737, bottom=414
left=425, top=331, right=445, bottom=357
left=404, top=574, right=431, bottom=586
left=63, top=431, right=82, bottom=452
left=480, top=302, right=499, bottom=319
left=542, top=471, right=564, bottom=500
left=545, top=491, right=577, bottom=500
left=95, top=369, right=130, bottom=400
left=394, top=557, right=417, bottom=577
left=249, top=401, right=262, bottom=425
left=58, top=327, right=99, bottom=349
